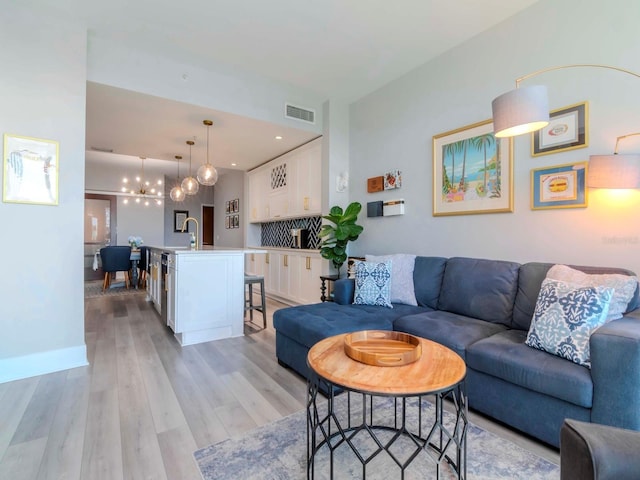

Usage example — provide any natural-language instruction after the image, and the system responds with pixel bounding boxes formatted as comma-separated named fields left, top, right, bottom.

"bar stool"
left=244, top=274, right=267, bottom=328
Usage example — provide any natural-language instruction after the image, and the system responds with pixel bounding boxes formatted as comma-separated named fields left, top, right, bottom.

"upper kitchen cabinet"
left=248, top=167, right=268, bottom=222
left=267, top=159, right=289, bottom=219
left=248, top=137, right=322, bottom=223
left=289, top=138, right=321, bottom=217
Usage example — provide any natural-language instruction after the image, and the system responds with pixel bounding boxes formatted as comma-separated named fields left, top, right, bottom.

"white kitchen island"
left=147, top=246, right=266, bottom=346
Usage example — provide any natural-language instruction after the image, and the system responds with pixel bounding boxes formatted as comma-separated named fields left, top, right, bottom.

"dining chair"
left=100, top=245, right=132, bottom=291
left=138, top=246, right=149, bottom=288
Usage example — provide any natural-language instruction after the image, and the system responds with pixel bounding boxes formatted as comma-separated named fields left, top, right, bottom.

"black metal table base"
left=306, top=375, right=467, bottom=479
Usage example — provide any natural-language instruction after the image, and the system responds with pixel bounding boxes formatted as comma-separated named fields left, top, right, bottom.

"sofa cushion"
left=366, top=254, right=418, bottom=306
left=273, top=302, right=427, bottom=349
left=437, top=257, right=520, bottom=326
left=467, top=329, right=594, bottom=408
left=393, top=310, right=508, bottom=360
left=353, top=260, right=393, bottom=308
left=547, top=264, right=638, bottom=321
left=413, top=256, right=448, bottom=309
left=525, top=279, right=613, bottom=368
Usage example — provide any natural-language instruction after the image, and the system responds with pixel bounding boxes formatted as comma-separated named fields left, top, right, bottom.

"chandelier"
left=122, top=156, right=163, bottom=206
left=197, top=119, right=219, bottom=186
left=169, top=155, right=185, bottom=202
left=181, top=140, right=199, bottom=195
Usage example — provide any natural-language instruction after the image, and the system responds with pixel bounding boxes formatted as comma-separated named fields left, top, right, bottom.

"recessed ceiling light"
left=231, top=163, right=237, bottom=166
left=275, top=136, right=283, bottom=140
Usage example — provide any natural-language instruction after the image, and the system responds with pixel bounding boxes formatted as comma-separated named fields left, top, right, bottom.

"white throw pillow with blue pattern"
left=366, top=254, right=418, bottom=306
left=546, top=264, right=638, bottom=321
left=525, top=278, right=613, bottom=368
left=353, top=261, right=393, bottom=308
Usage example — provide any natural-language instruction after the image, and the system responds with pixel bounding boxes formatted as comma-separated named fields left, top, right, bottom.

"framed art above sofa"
left=432, top=119, right=513, bottom=216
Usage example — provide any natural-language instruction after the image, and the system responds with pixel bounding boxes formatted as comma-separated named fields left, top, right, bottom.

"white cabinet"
left=245, top=252, right=265, bottom=276
left=248, top=168, right=269, bottom=222
left=147, top=249, right=162, bottom=314
left=170, top=251, right=244, bottom=346
left=277, top=253, right=291, bottom=298
left=247, top=138, right=322, bottom=223
left=265, top=251, right=280, bottom=294
left=297, top=254, right=325, bottom=304
left=289, top=138, right=322, bottom=217
left=261, top=248, right=329, bottom=305
left=267, top=160, right=289, bottom=219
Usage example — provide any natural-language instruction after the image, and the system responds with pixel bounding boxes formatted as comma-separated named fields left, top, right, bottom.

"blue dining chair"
left=100, top=246, right=132, bottom=291
left=138, top=246, right=149, bottom=288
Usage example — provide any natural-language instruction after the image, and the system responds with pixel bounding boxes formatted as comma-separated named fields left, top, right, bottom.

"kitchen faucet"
left=181, top=217, right=199, bottom=250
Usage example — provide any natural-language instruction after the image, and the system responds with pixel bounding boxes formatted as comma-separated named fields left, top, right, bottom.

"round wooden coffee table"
left=306, top=331, right=467, bottom=479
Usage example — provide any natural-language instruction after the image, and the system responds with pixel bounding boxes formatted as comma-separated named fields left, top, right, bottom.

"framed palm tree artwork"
left=432, top=119, right=513, bottom=216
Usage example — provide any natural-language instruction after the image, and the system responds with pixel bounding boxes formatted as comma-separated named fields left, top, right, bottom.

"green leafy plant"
left=319, top=202, right=364, bottom=275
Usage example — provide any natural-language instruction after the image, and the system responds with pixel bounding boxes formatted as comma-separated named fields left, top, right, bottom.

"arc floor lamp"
left=491, top=64, right=640, bottom=189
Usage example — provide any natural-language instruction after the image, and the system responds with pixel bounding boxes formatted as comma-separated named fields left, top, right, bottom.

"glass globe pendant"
left=197, top=119, right=219, bottom=186
left=181, top=139, right=199, bottom=195
left=169, top=155, right=185, bottom=202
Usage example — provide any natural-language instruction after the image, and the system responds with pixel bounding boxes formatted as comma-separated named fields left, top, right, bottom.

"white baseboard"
left=0, top=345, right=88, bottom=384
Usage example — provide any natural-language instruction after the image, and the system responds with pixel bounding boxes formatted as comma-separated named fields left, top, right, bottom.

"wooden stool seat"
left=244, top=274, right=266, bottom=328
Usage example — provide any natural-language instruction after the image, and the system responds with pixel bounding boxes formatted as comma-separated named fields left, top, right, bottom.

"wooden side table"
left=306, top=332, right=468, bottom=479
left=319, top=274, right=340, bottom=302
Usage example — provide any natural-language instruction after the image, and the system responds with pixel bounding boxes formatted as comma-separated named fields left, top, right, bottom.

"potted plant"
left=319, top=202, right=364, bottom=276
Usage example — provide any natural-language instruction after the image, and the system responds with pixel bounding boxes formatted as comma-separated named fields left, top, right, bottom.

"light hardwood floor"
left=0, top=290, right=558, bottom=479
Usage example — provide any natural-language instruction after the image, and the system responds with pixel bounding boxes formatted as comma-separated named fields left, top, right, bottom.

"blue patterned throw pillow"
left=525, top=278, right=613, bottom=368
left=353, top=261, right=393, bottom=308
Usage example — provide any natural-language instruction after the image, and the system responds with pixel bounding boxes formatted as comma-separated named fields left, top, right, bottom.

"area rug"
left=84, top=280, right=146, bottom=299
left=194, top=395, right=559, bottom=479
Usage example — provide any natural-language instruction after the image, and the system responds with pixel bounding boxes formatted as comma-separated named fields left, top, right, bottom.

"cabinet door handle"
left=251, top=253, right=255, bottom=261
left=164, top=273, right=168, bottom=292
left=284, top=255, right=288, bottom=267
left=266, top=253, right=270, bottom=264
left=306, top=257, right=311, bottom=270
left=303, top=197, right=310, bottom=210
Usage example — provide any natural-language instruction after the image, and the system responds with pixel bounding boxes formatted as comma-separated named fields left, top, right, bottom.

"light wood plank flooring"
left=0, top=290, right=558, bottom=479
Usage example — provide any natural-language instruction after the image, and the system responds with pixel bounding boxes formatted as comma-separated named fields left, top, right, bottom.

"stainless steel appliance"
left=291, top=228, right=308, bottom=249
left=160, top=252, right=169, bottom=324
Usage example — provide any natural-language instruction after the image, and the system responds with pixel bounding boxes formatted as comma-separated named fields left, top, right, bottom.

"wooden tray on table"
left=344, top=330, right=422, bottom=367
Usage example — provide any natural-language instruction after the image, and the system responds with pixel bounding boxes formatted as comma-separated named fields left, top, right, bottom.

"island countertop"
left=147, top=246, right=266, bottom=255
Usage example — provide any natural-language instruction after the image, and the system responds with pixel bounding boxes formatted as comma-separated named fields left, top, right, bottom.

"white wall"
left=349, top=0, right=640, bottom=276
left=163, top=176, right=215, bottom=247
left=85, top=158, right=166, bottom=246
left=213, top=169, right=245, bottom=247
left=0, top=5, right=88, bottom=381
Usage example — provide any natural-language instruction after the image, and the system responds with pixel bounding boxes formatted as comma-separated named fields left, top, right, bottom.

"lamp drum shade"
left=588, top=154, right=640, bottom=189
left=492, top=85, right=550, bottom=138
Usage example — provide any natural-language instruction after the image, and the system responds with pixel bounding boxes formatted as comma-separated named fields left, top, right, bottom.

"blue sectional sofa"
left=273, top=256, right=640, bottom=447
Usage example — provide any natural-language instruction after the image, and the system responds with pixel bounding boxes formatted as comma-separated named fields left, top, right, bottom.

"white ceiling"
left=78, top=0, right=540, bottom=176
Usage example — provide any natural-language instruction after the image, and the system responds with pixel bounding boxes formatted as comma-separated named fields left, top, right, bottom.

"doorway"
left=84, top=193, right=117, bottom=281
left=202, top=205, right=214, bottom=246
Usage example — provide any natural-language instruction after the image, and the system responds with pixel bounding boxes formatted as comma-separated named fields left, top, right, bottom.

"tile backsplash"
left=261, top=216, right=322, bottom=249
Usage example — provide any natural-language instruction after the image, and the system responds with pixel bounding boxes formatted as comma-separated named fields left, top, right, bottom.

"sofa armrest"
left=590, top=316, right=640, bottom=430
left=560, top=419, right=640, bottom=479
left=333, top=278, right=355, bottom=305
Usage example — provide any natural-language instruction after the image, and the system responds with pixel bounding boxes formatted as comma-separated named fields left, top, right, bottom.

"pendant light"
left=169, top=155, right=185, bottom=202
left=197, top=119, right=219, bottom=186
left=181, top=139, right=199, bottom=195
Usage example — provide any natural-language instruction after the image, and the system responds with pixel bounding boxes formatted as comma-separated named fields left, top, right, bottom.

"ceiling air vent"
left=285, top=103, right=315, bottom=124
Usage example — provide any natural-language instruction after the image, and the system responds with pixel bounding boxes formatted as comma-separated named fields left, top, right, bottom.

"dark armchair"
left=100, top=246, right=132, bottom=292
left=138, top=246, right=149, bottom=288
left=560, top=419, right=640, bottom=479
